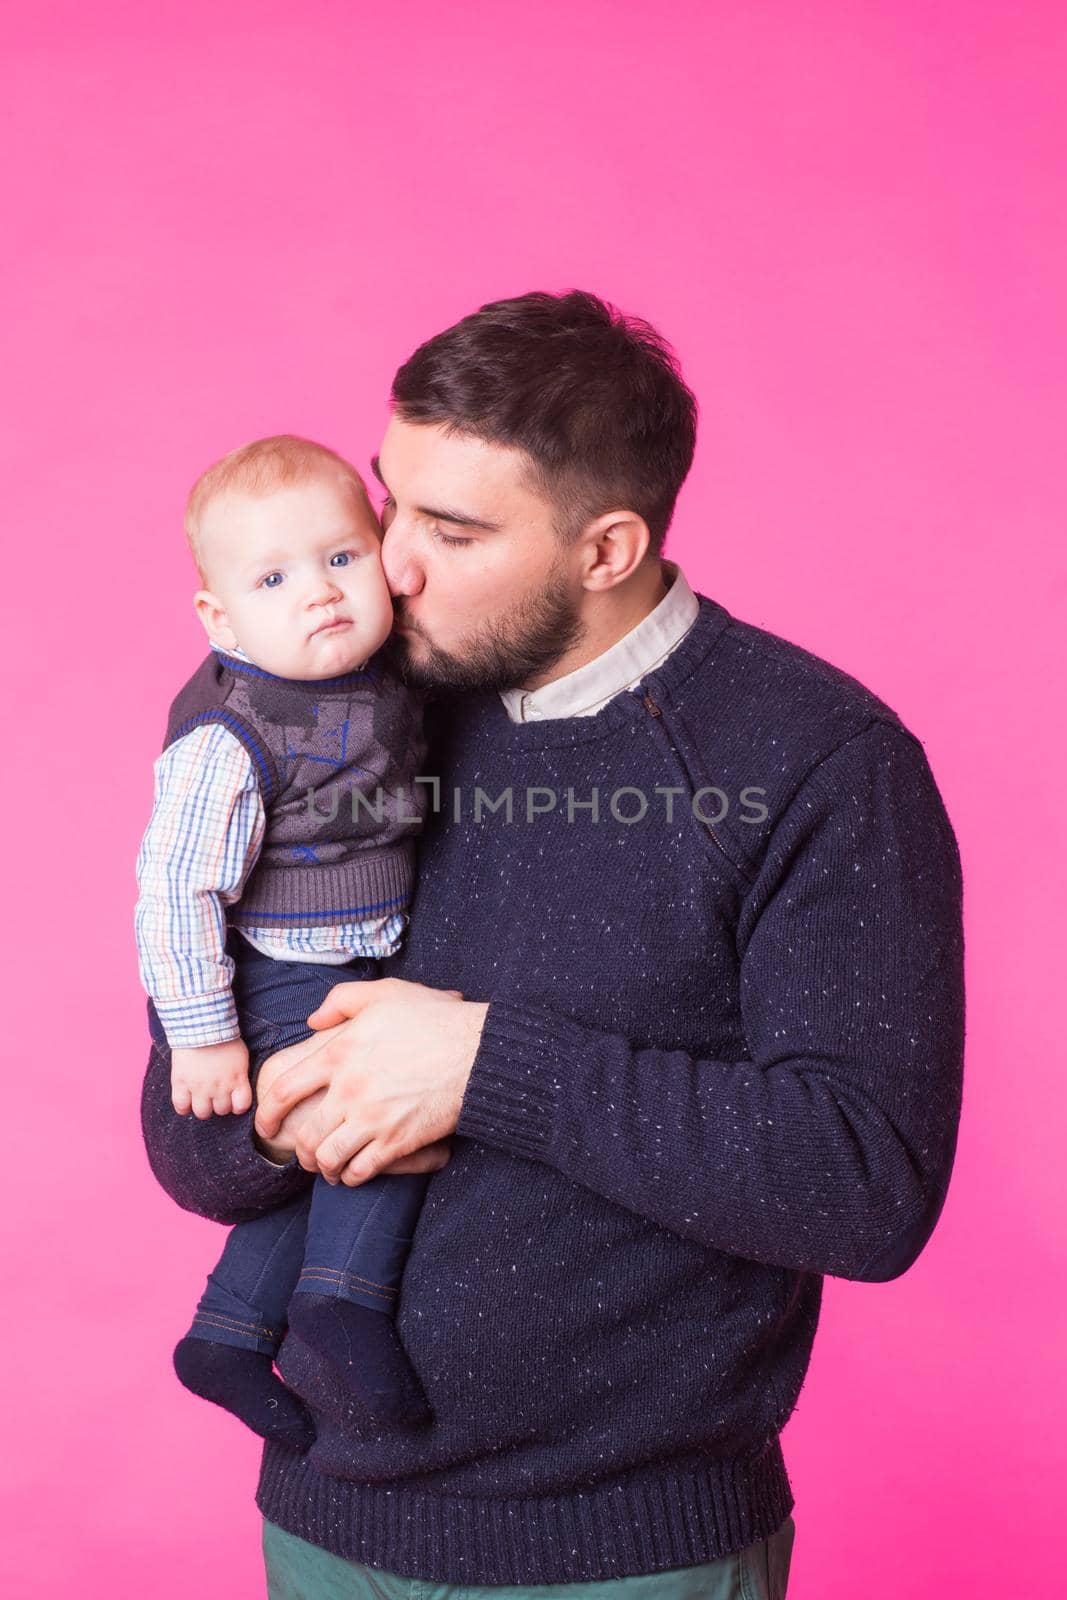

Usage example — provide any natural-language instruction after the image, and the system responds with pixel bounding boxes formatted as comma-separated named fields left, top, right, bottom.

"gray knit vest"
left=162, top=648, right=428, bottom=931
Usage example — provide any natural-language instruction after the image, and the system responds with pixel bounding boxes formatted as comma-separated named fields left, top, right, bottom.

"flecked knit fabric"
left=140, top=593, right=965, bottom=1585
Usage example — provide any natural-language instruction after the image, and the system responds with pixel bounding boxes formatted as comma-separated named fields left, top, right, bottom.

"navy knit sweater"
left=140, top=594, right=965, bottom=1585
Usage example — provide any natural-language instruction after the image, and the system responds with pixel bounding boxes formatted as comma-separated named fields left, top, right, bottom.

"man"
left=141, top=290, right=964, bottom=1599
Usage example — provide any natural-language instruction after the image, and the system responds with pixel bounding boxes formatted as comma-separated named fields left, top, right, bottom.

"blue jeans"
left=149, top=927, right=430, bottom=1357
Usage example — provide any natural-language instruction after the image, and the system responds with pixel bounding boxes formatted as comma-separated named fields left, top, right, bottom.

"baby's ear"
left=192, top=589, right=238, bottom=649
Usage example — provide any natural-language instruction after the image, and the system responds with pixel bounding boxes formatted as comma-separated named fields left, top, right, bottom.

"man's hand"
left=253, top=977, right=488, bottom=1185
left=251, top=1035, right=455, bottom=1178
left=251, top=1035, right=330, bottom=1163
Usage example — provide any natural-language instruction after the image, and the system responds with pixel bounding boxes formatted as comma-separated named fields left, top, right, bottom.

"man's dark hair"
left=390, top=289, right=697, bottom=553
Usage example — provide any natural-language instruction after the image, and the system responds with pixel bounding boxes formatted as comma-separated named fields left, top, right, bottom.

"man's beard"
left=387, top=569, right=586, bottom=693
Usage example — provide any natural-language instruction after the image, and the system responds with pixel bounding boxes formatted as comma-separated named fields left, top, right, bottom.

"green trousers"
left=262, top=1515, right=796, bottom=1599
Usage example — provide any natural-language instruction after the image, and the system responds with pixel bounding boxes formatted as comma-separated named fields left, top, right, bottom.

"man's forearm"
left=457, top=998, right=961, bottom=1281
left=457, top=723, right=965, bottom=1284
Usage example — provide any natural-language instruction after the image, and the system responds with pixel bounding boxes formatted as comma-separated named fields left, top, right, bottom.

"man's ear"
left=577, top=510, right=651, bottom=592
left=193, top=589, right=238, bottom=650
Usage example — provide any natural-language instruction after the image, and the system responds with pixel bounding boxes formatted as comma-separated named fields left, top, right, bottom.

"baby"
left=135, top=434, right=435, bottom=1447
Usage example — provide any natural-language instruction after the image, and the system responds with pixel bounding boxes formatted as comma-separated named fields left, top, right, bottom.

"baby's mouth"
left=310, top=617, right=352, bottom=638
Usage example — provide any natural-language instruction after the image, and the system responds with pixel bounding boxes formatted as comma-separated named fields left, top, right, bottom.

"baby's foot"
left=173, top=1336, right=316, bottom=1451
left=287, top=1292, right=431, bottom=1427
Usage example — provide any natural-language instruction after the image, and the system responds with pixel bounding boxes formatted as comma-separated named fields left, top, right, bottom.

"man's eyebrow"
left=369, top=455, right=503, bottom=534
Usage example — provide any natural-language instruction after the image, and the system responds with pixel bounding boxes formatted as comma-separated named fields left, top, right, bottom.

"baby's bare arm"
left=171, top=1038, right=251, bottom=1119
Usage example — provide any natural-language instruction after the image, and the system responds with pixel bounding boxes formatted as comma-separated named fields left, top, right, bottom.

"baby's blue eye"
left=329, top=552, right=353, bottom=567
left=262, top=572, right=284, bottom=588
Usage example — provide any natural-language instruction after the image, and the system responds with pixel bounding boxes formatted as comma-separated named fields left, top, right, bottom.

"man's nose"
left=381, top=522, right=424, bottom=597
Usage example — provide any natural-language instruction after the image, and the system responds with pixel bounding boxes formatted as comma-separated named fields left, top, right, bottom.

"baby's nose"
left=309, top=573, right=344, bottom=603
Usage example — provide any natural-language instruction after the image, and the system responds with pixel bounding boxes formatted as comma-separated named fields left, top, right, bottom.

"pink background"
left=3, top=2, right=1064, bottom=1594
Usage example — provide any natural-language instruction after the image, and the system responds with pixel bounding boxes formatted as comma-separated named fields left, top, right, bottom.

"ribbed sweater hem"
left=235, top=840, right=416, bottom=926
left=255, top=1436, right=795, bottom=1585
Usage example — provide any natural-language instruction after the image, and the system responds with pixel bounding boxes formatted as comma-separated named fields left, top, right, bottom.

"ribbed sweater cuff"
left=456, top=1000, right=582, bottom=1156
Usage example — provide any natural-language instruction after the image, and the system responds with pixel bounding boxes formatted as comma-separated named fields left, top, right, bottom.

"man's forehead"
left=375, top=419, right=535, bottom=499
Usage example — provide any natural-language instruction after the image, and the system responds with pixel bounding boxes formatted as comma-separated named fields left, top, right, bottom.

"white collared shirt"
left=498, top=561, right=699, bottom=723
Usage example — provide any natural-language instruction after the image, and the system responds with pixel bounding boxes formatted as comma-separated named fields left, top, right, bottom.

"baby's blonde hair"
left=185, top=434, right=374, bottom=585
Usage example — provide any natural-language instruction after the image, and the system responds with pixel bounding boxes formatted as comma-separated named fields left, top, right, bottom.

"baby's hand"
left=171, top=1038, right=252, bottom=1119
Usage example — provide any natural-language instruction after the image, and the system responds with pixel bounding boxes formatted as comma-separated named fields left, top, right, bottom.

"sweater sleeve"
left=456, top=720, right=965, bottom=1283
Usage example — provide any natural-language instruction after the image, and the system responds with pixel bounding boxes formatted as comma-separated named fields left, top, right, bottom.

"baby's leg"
left=172, top=943, right=328, bottom=1448
left=218, top=934, right=432, bottom=1425
left=174, top=1191, right=317, bottom=1450
left=287, top=1170, right=431, bottom=1426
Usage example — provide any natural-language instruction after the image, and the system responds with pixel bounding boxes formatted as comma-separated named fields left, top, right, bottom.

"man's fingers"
left=306, top=978, right=384, bottom=1030
left=254, top=1053, right=335, bottom=1137
left=333, top=1135, right=454, bottom=1186
left=381, top=1140, right=453, bottom=1175
left=314, top=1120, right=369, bottom=1180
left=339, top=1140, right=388, bottom=1186
left=317, top=1134, right=455, bottom=1182
left=291, top=1097, right=349, bottom=1172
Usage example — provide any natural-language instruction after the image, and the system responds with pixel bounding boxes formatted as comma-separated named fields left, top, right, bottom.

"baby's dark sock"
left=287, top=1292, right=431, bottom=1427
left=173, top=1336, right=316, bottom=1451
